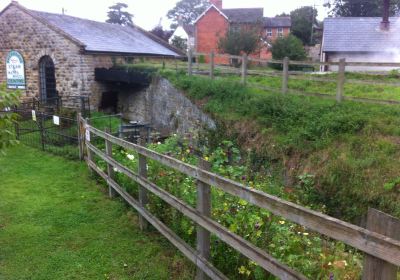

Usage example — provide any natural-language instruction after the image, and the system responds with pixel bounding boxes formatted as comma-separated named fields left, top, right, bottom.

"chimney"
left=210, top=0, right=222, bottom=9
left=381, top=0, right=390, bottom=30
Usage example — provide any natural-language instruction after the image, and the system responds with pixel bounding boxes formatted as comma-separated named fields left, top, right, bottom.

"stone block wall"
left=0, top=5, right=117, bottom=109
left=119, top=77, right=216, bottom=136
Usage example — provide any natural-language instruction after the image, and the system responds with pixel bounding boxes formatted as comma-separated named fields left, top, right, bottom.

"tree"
left=270, top=35, right=306, bottom=61
left=170, top=36, right=188, bottom=52
left=325, top=0, right=400, bottom=17
left=0, top=84, right=19, bottom=155
left=106, top=2, right=134, bottom=26
left=218, top=28, right=261, bottom=56
left=276, top=12, right=290, bottom=17
left=290, top=6, right=318, bottom=45
left=150, top=26, right=173, bottom=41
left=167, top=0, right=209, bottom=29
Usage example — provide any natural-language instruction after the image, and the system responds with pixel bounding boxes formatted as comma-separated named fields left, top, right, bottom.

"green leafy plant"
left=0, top=83, right=19, bottom=154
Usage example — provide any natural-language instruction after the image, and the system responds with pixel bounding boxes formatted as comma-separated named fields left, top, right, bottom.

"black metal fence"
left=14, top=109, right=79, bottom=159
left=13, top=96, right=91, bottom=118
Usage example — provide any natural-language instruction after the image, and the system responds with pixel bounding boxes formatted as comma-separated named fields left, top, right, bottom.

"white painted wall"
left=325, top=52, right=400, bottom=72
left=168, top=26, right=194, bottom=50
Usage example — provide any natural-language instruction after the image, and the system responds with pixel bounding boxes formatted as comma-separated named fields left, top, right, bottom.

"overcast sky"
left=0, top=0, right=330, bottom=30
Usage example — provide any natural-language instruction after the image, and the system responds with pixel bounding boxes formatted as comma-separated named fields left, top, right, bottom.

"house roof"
left=264, top=17, right=291, bottom=27
left=2, top=2, right=181, bottom=57
left=194, top=4, right=291, bottom=27
left=222, top=8, right=264, bottom=23
left=322, top=17, right=400, bottom=53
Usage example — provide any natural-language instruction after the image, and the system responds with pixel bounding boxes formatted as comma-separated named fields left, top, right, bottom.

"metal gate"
left=15, top=109, right=79, bottom=159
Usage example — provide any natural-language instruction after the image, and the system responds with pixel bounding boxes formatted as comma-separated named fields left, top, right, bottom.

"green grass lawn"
left=0, top=145, right=193, bottom=280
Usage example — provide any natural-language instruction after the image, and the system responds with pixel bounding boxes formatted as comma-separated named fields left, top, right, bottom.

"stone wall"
left=119, top=77, right=216, bottom=136
left=0, top=5, right=118, bottom=108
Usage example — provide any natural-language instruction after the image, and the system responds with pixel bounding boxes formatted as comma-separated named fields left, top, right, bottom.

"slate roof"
left=23, top=8, right=180, bottom=56
left=323, top=17, right=400, bottom=53
left=264, top=17, right=291, bottom=27
left=222, top=8, right=264, bottom=23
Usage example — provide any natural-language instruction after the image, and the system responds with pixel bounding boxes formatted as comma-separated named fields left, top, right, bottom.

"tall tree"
left=324, top=0, right=400, bottom=17
left=290, top=6, right=318, bottom=45
left=167, top=0, right=209, bottom=29
left=106, top=2, right=134, bottom=26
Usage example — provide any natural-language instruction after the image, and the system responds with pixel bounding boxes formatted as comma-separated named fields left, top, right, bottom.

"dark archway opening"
left=100, top=91, right=119, bottom=113
left=39, top=56, right=58, bottom=104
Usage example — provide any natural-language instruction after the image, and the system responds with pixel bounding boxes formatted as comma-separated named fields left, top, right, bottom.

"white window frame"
left=278, top=27, right=284, bottom=37
left=266, top=28, right=272, bottom=37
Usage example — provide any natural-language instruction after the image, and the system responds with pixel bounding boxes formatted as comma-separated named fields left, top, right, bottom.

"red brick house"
left=194, top=0, right=291, bottom=63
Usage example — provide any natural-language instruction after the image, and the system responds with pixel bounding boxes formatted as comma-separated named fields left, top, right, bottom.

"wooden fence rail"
left=80, top=117, right=400, bottom=280
left=188, top=52, right=400, bottom=105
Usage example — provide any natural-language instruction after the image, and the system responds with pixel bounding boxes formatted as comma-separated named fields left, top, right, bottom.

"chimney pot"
left=209, top=0, right=222, bottom=9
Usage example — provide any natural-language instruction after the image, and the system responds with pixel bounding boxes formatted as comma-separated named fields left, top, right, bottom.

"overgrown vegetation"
left=91, top=134, right=362, bottom=279
left=160, top=70, right=400, bottom=223
left=0, top=146, right=193, bottom=279
left=0, top=83, right=19, bottom=155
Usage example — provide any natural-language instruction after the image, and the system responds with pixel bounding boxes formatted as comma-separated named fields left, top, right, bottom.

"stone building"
left=0, top=1, right=180, bottom=109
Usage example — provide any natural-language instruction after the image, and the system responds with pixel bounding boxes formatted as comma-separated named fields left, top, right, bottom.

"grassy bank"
left=161, top=70, right=400, bottom=222
left=0, top=146, right=193, bottom=280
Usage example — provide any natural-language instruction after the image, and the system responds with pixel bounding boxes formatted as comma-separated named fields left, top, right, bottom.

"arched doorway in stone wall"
left=39, top=56, right=58, bottom=103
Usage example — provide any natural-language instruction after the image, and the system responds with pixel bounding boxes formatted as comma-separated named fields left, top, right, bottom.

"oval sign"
left=6, top=50, right=26, bottom=89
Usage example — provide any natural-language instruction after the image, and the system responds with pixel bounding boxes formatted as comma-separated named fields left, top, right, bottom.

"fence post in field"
left=196, top=158, right=212, bottom=280
left=336, top=58, right=346, bottom=102
left=282, top=57, right=289, bottom=94
left=241, top=54, right=248, bottom=85
left=77, top=113, right=84, bottom=161
left=188, top=49, right=193, bottom=76
left=85, top=118, right=94, bottom=174
left=362, top=208, right=400, bottom=280
left=210, top=51, right=215, bottom=80
left=138, top=136, right=149, bottom=231
left=104, top=128, right=117, bottom=198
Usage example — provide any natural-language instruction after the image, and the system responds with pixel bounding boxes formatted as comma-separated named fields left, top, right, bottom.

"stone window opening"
left=39, top=56, right=58, bottom=104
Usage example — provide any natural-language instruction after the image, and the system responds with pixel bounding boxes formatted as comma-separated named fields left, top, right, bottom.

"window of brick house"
left=278, top=28, right=284, bottom=37
left=266, top=28, right=272, bottom=37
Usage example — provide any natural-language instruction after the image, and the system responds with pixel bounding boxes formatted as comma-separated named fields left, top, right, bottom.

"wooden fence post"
left=362, top=208, right=400, bottom=280
left=77, top=113, right=84, bottom=161
left=282, top=57, right=289, bottom=94
left=336, top=58, right=346, bottom=102
left=105, top=128, right=117, bottom=198
left=85, top=118, right=94, bottom=174
left=188, top=49, right=193, bottom=76
left=138, top=137, right=149, bottom=230
left=210, top=51, right=215, bottom=80
left=241, top=54, right=248, bottom=85
left=196, top=158, right=212, bottom=280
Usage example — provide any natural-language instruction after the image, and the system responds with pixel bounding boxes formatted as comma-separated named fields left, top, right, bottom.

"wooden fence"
left=187, top=51, right=400, bottom=106
left=78, top=115, right=400, bottom=280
